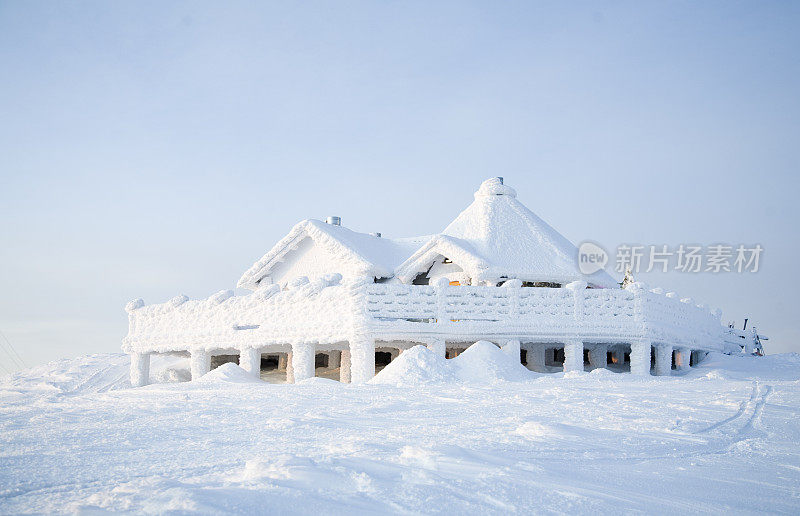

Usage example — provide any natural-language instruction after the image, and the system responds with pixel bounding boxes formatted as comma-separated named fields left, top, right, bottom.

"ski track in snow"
left=0, top=352, right=799, bottom=514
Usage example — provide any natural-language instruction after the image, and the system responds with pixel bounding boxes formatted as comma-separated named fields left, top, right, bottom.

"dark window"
left=375, top=351, right=392, bottom=366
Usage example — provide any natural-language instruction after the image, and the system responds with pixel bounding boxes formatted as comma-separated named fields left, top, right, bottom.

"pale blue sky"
left=1, top=1, right=798, bottom=371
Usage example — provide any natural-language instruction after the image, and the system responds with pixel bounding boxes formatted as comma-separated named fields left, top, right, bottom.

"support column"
left=130, top=352, right=150, bottom=387
left=278, top=353, right=287, bottom=371
left=239, top=348, right=261, bottom=378
left=675, top=347, right=691, bottom=371
left=190, top=350, right=211, bottom=380
left=654, top=344, right=673, bottom=376
left=630, top=340, right=651, bottom=376
left=526, top=344, right=546, bottom=372
left=545, top=348, right=556, bottom=367
left=291, top=343, right=315, bottom=383
left=349, top=337, right=376, bottom=384
left=340, top=349, right=351, bottom=383
left=563, top=340, right=584, bottom=373
left=426, top=339, right=446, bottom=357
left=588, top=345, right=608, bottom=369
left=286, top=352, right=294, bottom=383
left=502, top=339, right=521, bottom=361
left=328, top=350, right=341, bottom=369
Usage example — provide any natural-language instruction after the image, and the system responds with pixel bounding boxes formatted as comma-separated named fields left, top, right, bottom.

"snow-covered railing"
left=637, top=287, right=722, bottom=349
left=123, top=275, right=358, bottom=353
left=362, top=282, right=723, bottom=350
left=124, top=276, right=725, bottom=354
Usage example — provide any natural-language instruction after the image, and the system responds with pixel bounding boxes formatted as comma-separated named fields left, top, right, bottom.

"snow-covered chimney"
left=326, top=216, right=341, bottom=226
left=497, top=176, right=504, bottom=184
left=370, top=232, right=381, bottom=238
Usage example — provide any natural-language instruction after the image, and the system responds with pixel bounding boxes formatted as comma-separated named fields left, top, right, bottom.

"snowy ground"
left=1, top=347, right=799, bottom=514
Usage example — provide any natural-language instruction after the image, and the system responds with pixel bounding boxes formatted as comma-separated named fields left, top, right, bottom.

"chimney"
left=370, top=232, right=381, bottom=238
left=497, top=176, right=504, bottom=184
left=325, top=216, right=341, bottom=226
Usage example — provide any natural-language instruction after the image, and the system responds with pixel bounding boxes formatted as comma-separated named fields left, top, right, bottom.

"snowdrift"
left=369, top=345, right=455, bottom=386
left=197, top=363, right=263, bottom=384
left=370, top=341, right=534, bottom=386
left=450, top=340, right=533, bottom=383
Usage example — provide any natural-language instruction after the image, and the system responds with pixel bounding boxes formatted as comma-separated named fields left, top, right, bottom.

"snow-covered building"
left=123, top=177, right=727, bottom=386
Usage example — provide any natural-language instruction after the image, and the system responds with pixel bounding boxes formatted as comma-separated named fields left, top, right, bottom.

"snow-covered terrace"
left=123, top=276, right=724, bottom=385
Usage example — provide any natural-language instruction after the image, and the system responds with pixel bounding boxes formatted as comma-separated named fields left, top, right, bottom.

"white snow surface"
left=2, top=351, right=800, bottom=514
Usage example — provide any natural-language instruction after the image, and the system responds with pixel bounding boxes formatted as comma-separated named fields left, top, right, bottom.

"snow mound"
left=197, top=363, right=263, bottom=384
left=370, top=345, right=454, bottom=386
left=0, top=353, right=189, bottom=400
left=297, top=377, right=342, bottom=386
left=451, top=341, right=533, bottom=383
left=588, top=367, right=617, bottom=377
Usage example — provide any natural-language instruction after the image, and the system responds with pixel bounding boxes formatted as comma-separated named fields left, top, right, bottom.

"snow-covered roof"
left=239, top=177, right=618, bottom=289
left=237, top=219, right=423, bottom=289
left=395, top=178, right=618, bottom=287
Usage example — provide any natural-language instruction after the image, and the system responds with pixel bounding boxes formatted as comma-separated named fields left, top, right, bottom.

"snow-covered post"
left=675, top=347, right=691, bottom=371
left=426, top=339, right=446, bottom=357
left=130, top=352, right=150, bottom=387
left=340, top=349, right=351, bottom=383
left=563, top=281, right=586, bottom=374
left=328, top=351, right=341, bottom=369
left=654, top=344, right=673, bottom=376
left=434, top=277, right=450, bottom=326
left=588, top=345, right=608, bottom=369
left=526, top=344, right=546, bottom=372
left=291, top=343, right=315, bottom=382
left=545, top=347, right=556, bottom=366
left=502, top=279, right=522, bottom=321
left=349, top=336, right=376, bottom=384
left=239, top=348, right=261, bottom=378
left=190, top=350, right=211, bottom=380
left=566, top=280, right=587, bottom=330
left=563, top=340, right=584, bottom=373
left=743, top=330, right=755, bottom=354
left=629, top=281, right=649, bottom=342
left=286, top=352, right=294, bottom=383
left=630, top=340, right=651, bottom=376
left=502, top=339, right=521, bottom=362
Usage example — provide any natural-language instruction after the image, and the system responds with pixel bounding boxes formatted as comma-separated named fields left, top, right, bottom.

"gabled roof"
left=395, top=234, right=488, bottom=283
left=394, top=178, right=618, bottom=287
left=237, top=219, right=423, bottom=290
